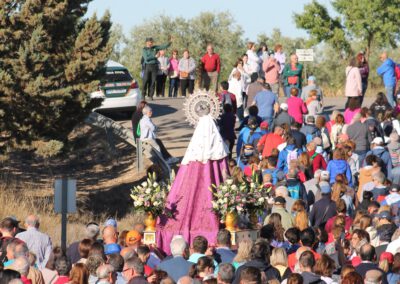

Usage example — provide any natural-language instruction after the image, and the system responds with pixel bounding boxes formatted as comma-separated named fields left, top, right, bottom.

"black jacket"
left=233, top=259, right=281, bottom=284
left=290, top=129, right=307, bottom=150
left=355, top=262, right=388, bottom=284
left=309, top=195, right=337, bottom=228
left=300, top=271, right=326, bottom=284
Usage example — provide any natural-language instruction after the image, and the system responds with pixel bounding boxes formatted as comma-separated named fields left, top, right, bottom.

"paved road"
left=119, top=96, right=374, bottom=159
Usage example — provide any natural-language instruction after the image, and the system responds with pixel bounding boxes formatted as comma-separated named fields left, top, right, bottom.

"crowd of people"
left=3, top=40, right=400, bottom=284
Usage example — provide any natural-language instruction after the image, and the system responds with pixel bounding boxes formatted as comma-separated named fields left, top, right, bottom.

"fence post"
left=136, top=139, right=143, bottom=173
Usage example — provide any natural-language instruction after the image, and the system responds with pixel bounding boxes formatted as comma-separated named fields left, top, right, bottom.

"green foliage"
left=34, top=140, right=64, bottom=159
left=294, top=0, right=400, bottom=58
left=118, top=12, right=245, bottom=82
left=0, top=0, right=112, bottom=152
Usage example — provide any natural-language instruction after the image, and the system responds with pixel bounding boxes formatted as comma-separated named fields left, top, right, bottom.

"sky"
left=87, top=0, right=333, bottom=40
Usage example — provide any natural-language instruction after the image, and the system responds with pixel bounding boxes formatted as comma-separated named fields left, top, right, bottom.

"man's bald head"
left=177, top=276, right=194, bottom=284
left=120, top=247, right=137, bottom=261
left=360, top=243, right=376, bottom=262
left=102, top=226, right=117, bottom=244
left=25, top=215, right=39, bottom=228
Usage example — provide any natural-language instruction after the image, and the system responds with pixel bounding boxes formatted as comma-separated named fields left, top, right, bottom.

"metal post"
left=61, top=179, right=68, bottom=252
left=136, top=139, right=143, bottom=173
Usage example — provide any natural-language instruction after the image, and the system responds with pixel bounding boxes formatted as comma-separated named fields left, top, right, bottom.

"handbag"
left=180, top=59, right=190, bottom=78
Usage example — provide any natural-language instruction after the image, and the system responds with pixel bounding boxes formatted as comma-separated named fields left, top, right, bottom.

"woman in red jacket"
left=306, top=141, right=327, bottom=174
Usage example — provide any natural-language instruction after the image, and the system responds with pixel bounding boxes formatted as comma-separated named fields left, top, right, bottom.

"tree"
left=0, top=0, right=112, bottom=152
left=109, top=24, right=127, bottom=63
left=294, top=0, right=400, bottom=59
left=119, top=12, right=244, bottom=83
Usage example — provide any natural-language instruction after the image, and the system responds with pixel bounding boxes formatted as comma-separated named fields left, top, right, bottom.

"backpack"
left=286, top=148, right=299, bottom=166
left=395, top=64, right=400, bottom=82
left=310, top=152, right=318, bottom=162
left=382, top=120, right=394, bottom=137
left=241, top=131, right=257, bottom=159
left=321, top=128, right=331, bottom=150
left=136, top=122, right=141, bottom=138
left=221, top=93, right=232, bottom=106
left=288, top=181, right=301, bottom=200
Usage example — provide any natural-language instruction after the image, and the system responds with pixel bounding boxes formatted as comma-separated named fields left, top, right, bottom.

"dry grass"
left=0, top=176, right=146, bottom=246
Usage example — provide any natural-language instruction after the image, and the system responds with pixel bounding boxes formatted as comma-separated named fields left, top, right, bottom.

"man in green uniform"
left=142, top=36, right=172, bottom=100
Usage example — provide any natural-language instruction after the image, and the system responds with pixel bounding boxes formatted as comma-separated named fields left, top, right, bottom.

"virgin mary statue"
left=156, top=92, right=229, bottom=254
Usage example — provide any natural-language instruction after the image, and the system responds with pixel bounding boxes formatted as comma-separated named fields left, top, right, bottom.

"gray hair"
left=142, top=106, right=152, bottom=116
left=14, top=243, right=29, bottom=258
left=125, top=256, right=144, bottom=275
left=372, top=171, right=385, bottom=184
left=217, top=263, right=235, bottom=283
left=170, top=236, right=188, bottom=257
left=97, top=264, right=115, bottom=280
left=275, top=186, right=288, bottom=198
left=25, top=215, right=39, bottom=228
left=86, top=254, right=105, bottom=276
left=177, top=276, right=195, bottom=284
left=11, top=257, right=30, bottom=276
left=160, top=277, right=176, bottom=284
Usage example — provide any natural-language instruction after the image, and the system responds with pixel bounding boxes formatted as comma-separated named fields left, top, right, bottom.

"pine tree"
left=0, top=0, right=112, bottom=152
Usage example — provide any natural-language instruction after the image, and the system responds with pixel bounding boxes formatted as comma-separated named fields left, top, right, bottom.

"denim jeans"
left=236, top=106, right=244, bottom=123
left=168, top=77, right=179, bottom=97
left=386, top=85, right=396, bottom=107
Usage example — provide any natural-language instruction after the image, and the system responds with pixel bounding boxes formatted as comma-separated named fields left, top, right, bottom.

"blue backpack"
left=288, top=182, right=301, bottom=200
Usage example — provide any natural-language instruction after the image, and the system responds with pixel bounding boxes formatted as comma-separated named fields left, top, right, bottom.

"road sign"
left=54, top=178, right=77, bottom=251
left=296, top=49, right=314, bottom=62
left=54, top=179, right=77, bottom=213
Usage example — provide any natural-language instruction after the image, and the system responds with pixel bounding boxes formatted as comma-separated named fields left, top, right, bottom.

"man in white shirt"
left=15, top=215, right=52, bottom=269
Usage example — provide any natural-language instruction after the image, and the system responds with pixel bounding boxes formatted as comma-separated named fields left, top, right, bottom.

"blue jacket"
left=262, top=168, right=284, bottom=185
left=157, top=256, right=193, bottom=282
left=215, top=247, right=236, bottom=264
left=377, top=58, right=396, bottom=87
left=277, top=144, right=302, bottom=174
left=365, top=147, right=393, bottom=180
left=327, top=159, right=353, bottom=186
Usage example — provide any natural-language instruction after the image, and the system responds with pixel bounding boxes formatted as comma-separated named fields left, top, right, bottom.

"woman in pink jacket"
left=345, top=57, right=362, bottom=108
left=287, top=87, right=308, bottom=124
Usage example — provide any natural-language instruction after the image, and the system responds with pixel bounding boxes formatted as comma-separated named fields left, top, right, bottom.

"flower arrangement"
left=130, top=173, right=171, bottom=217
left=211, top=174, right=272, bottom=225
left=210, top=178, right=247, bottom=220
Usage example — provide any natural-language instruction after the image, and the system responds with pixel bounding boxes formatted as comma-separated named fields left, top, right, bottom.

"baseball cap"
left=85, top=222, right=100, bottom=239
left=260, top=121, right=269, bottom=129
left=378, top=210, right=391, bottom=220
left=380, top=252, right=394, bottom=263
left=320, top=171, right=330, bottom=181
left=319, top=181, right=331, bottom=194
left=280, top=103, right=288, bottom=111
left=308, top=76, right=316, bottom=82
left=104, top=243, right=121, bottom=255
left=126, top=230, right=142, bottom=246
left=390, top=184, right=400, bottom=192
left=145, top=37, right=154, bottom=42
left=104, top=218, right=117, bottom=228
left=274, top=196, right=286, bottom=205
left=306, top=115, right=315, bottom=123
left=372, top=137, right=384, bottom=145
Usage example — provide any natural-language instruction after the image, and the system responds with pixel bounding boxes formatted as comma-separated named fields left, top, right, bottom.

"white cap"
left=372, top=137, right=384, bottom=145
left=280, top=103, right=288, bottom=111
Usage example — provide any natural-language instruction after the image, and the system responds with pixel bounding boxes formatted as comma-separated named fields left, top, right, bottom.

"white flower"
left=222, top=186, right=228, bottom=191
left=226, top=179, right=233, bottom=185
left=153, top=201, right=160, bottom=206
left=136, top=200, right=143, bottom=207
left=250, top=183, right=256, bottom=188
left=223, top=197, right=228, bottom=203
left=145, top=188, right=151, bottom=194
left=153, top=182, right=159, bottom=187
left=258, top=197, right=265, bottom=203
left=231, top=185, right=237, bottom=190
left=141, top=182, right=148, bottom=187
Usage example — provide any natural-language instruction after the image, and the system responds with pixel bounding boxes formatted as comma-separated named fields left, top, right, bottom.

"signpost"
left=55, top=179, right=77, bottom=251
left=296, top=49, right=314, bottom=62
left=296, top=49, right=314, bottom=81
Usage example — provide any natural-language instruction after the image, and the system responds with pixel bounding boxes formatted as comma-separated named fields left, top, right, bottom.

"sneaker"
left=166, top=157, right=179, bottom=164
